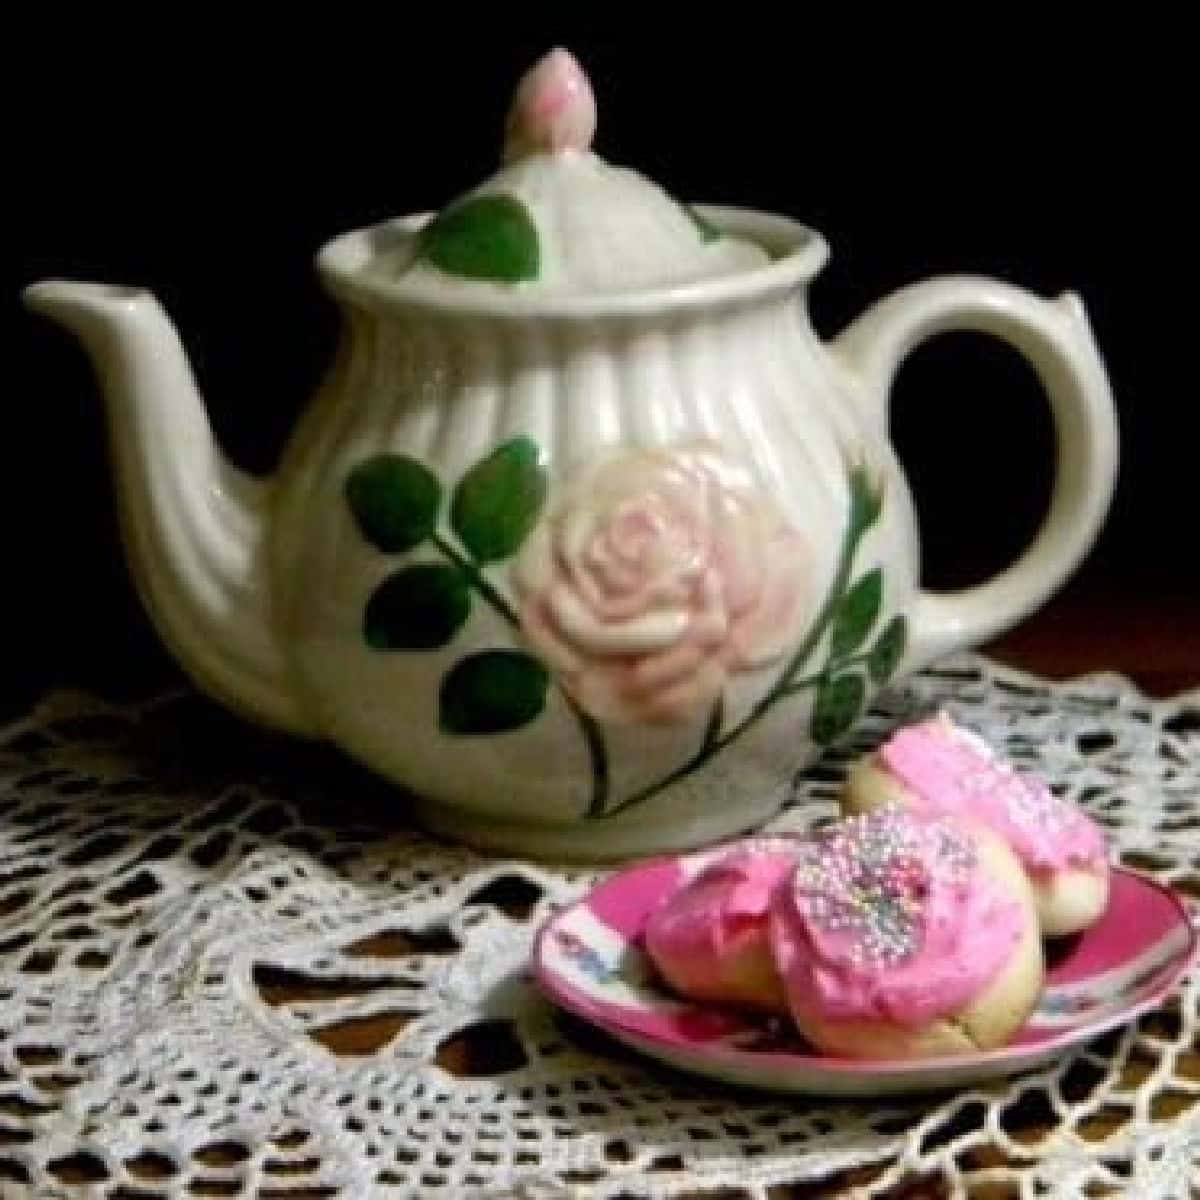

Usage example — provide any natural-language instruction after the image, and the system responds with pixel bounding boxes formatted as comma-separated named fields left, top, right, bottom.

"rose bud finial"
left=503, top=47, right=597, bottom=162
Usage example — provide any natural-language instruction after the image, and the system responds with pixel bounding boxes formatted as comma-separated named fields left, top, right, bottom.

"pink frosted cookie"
left=768, top=809, right=1042, bottom=1058
left=643, top=840, right=798, bottom=1013
left=843, top=713, right=1109, bottom=935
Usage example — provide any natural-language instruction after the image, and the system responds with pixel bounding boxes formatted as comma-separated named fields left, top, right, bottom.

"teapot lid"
left=376, top=49, right=769, bottom=294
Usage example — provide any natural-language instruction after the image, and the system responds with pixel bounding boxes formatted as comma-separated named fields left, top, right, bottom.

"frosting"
left=643, top=840, right=797, bottom=1008
left=877, top=713, right=1107, bottom=872
left=768, top=811, right=1025, bottom=1026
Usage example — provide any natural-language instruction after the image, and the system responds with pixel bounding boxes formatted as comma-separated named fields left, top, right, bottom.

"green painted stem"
left=782, top=651, right=873, bottom=695
left=700, top=696, right=725, bottom=755
left=432, top=532, right=610, bottom=819
left=594, top=491, right=874, bottom=820
left=783, top=671, right=828, bottom=694
left=432, top=535, right=521, bottom=626
left=574, top=696, right=612, bottom=818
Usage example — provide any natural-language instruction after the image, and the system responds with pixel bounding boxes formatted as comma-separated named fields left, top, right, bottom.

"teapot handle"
left=832, top=276, right=1118, bottom=669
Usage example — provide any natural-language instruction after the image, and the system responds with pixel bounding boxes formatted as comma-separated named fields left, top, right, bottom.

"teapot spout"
left=23, top=280, right=310, bottom=735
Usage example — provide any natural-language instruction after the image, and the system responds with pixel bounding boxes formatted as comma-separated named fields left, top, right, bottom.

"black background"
left=6, top=18, right=1195, bottom=718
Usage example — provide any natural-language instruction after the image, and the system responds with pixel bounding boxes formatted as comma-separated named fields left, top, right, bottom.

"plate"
left=533, top=853, right=1197, bottom=1096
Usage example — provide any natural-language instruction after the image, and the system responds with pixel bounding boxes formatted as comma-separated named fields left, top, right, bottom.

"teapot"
left=23, top=50, right=1117, bottom=860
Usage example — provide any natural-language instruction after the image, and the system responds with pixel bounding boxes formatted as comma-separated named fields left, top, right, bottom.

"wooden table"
left=984, top=587, right=1200, bottom=700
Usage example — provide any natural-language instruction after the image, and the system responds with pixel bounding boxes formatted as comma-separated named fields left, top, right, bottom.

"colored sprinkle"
left=792, top=810, right=975, bottom=968
left=942, top=719, right=1092, bottom=839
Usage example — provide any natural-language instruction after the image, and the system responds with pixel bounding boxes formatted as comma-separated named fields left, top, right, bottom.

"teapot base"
left=408, top=783, right=795, bottom=863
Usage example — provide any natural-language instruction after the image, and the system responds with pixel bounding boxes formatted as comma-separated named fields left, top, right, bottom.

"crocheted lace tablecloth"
left=1, top=654, right=1198, bottom=1199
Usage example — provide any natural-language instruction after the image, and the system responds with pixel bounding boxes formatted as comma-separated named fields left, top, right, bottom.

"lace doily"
left=1, top=653, right=1197, bottom=1199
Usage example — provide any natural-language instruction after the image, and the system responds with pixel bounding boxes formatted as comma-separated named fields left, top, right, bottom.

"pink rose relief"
left=513, top=442, right=811, bottom=725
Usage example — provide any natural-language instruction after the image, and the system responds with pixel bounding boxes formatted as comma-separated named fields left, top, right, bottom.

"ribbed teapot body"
left=269, top=285, right=918, bottom=857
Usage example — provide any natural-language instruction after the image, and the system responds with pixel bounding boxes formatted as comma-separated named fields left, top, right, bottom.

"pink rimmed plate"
left=533, top=853, right=1197, bottom=1096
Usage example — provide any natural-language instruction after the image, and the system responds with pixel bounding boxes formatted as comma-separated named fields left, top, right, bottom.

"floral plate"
left=533, top=851, right=1197, bottom=1096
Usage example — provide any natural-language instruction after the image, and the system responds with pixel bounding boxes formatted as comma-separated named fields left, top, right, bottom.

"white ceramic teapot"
left=23, top=50, right=1117, bottom=859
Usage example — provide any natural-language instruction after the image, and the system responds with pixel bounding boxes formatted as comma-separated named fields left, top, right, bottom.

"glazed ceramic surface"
left=22, top=51, right=1119, bottom=858
left=534, top=854, right=1197, bottom=1095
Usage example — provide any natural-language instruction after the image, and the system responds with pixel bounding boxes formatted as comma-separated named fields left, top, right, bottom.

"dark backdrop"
left=6, top=19, right=1195, bottom=717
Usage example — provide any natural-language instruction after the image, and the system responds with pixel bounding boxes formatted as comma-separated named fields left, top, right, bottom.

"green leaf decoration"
left=685, top=204, right=721, bottom=243
left=811, top=672, right=866, bottom=746
left=848, top=464, right=885, bottom=541
left=451, top=436, right=549, bottom=564
left=439, top=650, right=549, bottom=735
left=364, top=565, right=470, bottom=650
left=421, top=193, right=541, bottom=283
left=830, top=567, right=883, bottom=660
left=346, top=454, right=442, bottom=553
left=868, top=614, right=908, bottom=684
